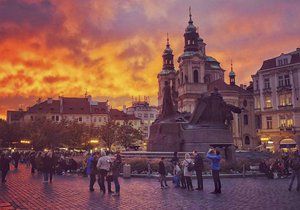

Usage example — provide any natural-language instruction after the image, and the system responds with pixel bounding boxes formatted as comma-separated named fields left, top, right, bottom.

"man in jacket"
left=193, top=151, right=204, bottom=191
left=87, top=153, right=98, bottom=192
left=207, top=148, right=222, bottom=194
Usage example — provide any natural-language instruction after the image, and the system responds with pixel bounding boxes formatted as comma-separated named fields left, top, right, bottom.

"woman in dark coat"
left=111, top=152, right=122, bottom=196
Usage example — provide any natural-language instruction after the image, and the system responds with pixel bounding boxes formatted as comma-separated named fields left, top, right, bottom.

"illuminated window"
left=264, top=96, right=272, bottom=108
left=279, top=93, right=292, bottom=106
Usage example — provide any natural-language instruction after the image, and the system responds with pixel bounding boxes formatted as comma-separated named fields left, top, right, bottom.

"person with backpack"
left=207, top=148, right=222, bottom=194
left=193, top=150, right=204, bottom=191
left=158, top=157, right=168, bottom=189
left=288, top=150, right=300, bottom=192
left=182, top=153, right=194, bottom=191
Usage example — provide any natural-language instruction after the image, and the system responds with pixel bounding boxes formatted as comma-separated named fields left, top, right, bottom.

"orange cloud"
left=0, top=0, right=300, bottom=119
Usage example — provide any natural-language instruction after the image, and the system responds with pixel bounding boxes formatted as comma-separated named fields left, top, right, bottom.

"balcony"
left=279, top=125, right=295, bottom=133
left=277, top=85, right=292, bottom=93
left=262, top=87, right=272, bottom=95
left=278, top=104, right=293, bottom=110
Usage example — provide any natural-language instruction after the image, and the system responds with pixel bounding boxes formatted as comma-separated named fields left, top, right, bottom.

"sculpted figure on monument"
left=161, top=81, right=176, bottom=119
left=190, top=88, right=241, bottom=127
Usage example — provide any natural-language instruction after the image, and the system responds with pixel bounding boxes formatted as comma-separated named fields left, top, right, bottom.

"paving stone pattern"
left=0, top=165, right=299, bottom=210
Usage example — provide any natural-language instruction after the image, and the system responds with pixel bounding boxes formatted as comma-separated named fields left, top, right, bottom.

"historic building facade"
left=7, top=96, right=110, bottom=126
left=156, top=10, right=257, bottom=149
left=252, top=48, right=300, bottom=151
left=125, top=100, right=158, bottom=137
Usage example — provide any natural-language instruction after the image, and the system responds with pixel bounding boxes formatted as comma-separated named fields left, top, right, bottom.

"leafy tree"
left=116, top=124, right=143, bottom=149
left=97, top=122, right=119, bottom=152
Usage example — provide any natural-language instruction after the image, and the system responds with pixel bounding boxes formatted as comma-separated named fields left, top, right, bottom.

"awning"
left=280, top=138, right=297, bottom=148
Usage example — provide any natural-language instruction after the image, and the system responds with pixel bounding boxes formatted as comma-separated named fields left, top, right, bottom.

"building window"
left=244, top=136, right=250, bottom=145
left=94, top=118, right=97, bottom=123
left=138, top=113, right=142, bottom=118
left=266, top=116, right=272, bottom=129
left=144, top=114, right=148, bottom=118
left=56, top=115, right=59, bottom=121
left=264, top=78, right=270, bottom=89
left=283, top=58, right=288, bottom=65
left=244, top=114, right=248, bottom=125
left=193, top=70, right=199, bottom=83
left=150, top=114, right=154, bottom=118
left=255, top=115, right=261, bottom=129
left=278, top=76, right=284, bottom=87
left=52, top=116, right=55, bottom=121
left=279, top=93, right=292, bottom=106
left=284, top=75, right=290, bottom=86
left=185, top=75, right=188, bottom=83
left=255, top=80, right=259, bottom=90
left=286, top=117, right=293, bottom=127
left=264, top=96, right=272, bottom=108
left=99, top=117, right=101, bottom=122
left=278, top=60, right=283, bottom=66
left=254, top=96, right=261, bottom=109
left=79, top=117, right=82, bottom=122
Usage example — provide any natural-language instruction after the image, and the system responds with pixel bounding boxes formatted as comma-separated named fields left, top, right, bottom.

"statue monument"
left=148, top=84, right=241, bottom=160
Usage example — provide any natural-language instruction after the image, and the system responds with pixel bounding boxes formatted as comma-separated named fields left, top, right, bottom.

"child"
left=158, top=157, right=168, bottom=189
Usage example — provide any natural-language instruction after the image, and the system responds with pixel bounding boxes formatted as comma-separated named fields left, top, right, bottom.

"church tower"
left=158, top=34, right=177, bottom=112
left=176, top=7, right=207, bottom=113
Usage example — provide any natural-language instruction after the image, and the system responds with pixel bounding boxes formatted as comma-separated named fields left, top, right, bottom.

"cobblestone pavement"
left=0, top=165, right=299, bottom=210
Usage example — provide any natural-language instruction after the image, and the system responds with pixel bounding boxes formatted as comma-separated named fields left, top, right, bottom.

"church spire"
left=189, top=6, right=193, bottom=24
left=229, top=60, right=236, bottom=85
left=161, top=33, right=174, bottom=72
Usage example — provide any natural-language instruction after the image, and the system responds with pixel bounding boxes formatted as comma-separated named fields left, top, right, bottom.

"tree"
left=116, top=124, right=143, bottom=149
left=97, top=122, right=119, bottom=152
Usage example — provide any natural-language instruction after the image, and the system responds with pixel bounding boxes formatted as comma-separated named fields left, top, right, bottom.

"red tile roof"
left=260, top=50, right=300, bottom=70
left=26, top=97, right=108, bottom=115
left=110, top=109, right=140, bottom=121
left=208, top=79, right=251, bottom=94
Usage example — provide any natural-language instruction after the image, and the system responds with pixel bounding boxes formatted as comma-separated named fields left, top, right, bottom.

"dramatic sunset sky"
left=0, top=0, right=300, bottom=118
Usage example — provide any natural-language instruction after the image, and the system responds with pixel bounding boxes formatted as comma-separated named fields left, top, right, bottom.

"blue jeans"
left=113, top=175, right=120, bottom=193
left=173, top=175, right=180, bottom=187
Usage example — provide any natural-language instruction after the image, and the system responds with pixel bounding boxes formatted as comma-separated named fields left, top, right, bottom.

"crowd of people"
left=1, top=148, right=300, bottom=195
left=158, top=148, right=222, bottom=194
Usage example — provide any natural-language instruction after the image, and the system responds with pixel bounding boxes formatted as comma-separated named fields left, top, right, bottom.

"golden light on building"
left=89, top=139, right=99, bottom=144
left=260, top=137, right=270, bottom=142
left=20, top=139, right=31, bottom=144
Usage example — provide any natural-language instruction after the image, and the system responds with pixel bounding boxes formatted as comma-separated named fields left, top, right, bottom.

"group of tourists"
left=158, top=148, right=222, bottom=194
left=86, top=150, right=122, bottom=196
left=258, top=150, right=300, bottom=191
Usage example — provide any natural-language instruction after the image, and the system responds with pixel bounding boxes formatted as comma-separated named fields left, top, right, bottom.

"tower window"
left=193, top=70, right=199, bottom=83
left=244, top=114, right=248, bottom=125
left=188, top=40, right=190, bottom=45
left=244, top=136, right=250, bottom=145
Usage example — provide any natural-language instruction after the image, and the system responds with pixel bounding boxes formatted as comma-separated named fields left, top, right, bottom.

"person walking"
left=182, top=153, right=194, bottom=191
left=193, top=150, right=204, bottom=191
left=12, top=151, right=20, bottom=169
left=29, top=152, right=36, bottom=174
left=159, top=157, right=168, bottom=189
left=97, top=150, right=112, bottom=194
left=206, top=148, right=222, bottom=194
left=87, top=153, right=98, bottom=192
left=288, top=150, right=300, bottom=192
left=111, top=151, right=122, bottom=196
left=0, top=153, right=10, bottom=184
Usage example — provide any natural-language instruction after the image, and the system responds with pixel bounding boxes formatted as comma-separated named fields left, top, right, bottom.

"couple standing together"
left=87, top=150, right=122, bottom=196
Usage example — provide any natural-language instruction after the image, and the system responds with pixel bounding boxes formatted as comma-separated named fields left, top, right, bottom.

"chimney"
left=47, top=98, right=53, bottom=104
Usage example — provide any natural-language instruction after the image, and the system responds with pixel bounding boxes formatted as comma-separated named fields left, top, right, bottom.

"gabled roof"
left=61, top=97, right=90, bottom=114
left=208, top=79, right=251, bottom=94
left=260, top=49, right=300, bottom=70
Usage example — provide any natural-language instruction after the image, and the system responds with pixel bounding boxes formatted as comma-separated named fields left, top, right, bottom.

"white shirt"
left=97, top=156, right=111, bottom=171
left=183, top=159, right=193, bottom=177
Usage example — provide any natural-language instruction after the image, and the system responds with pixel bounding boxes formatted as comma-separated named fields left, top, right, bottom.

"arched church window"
left=193, top=70, right=199, bottom=83
left=244, top=136, right=250, bottom=145
left=185, top=75, right=188, bottom=83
